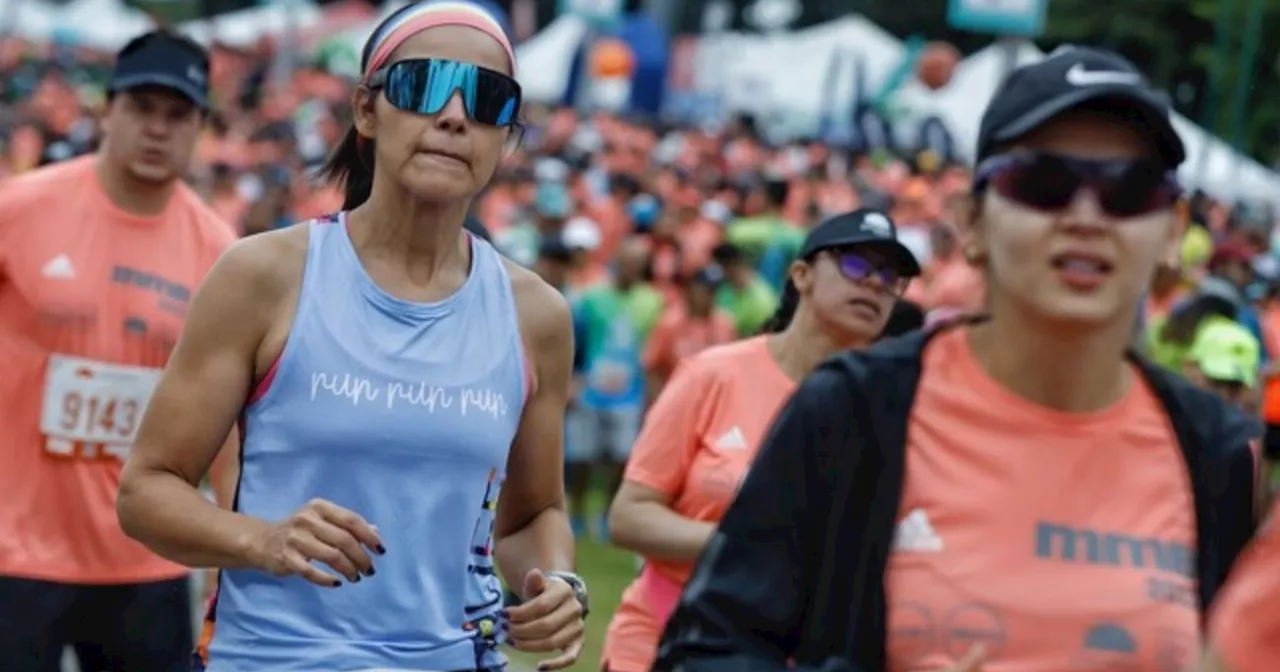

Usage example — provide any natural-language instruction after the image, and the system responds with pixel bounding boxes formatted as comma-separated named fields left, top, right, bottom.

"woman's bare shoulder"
left=211, top=225, right=309, bottom=305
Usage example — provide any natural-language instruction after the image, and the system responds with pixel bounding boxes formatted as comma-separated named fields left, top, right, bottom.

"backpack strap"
left=1131, top=354, right=1260, bottom=623
left=797, top=328, right=939, bottom=668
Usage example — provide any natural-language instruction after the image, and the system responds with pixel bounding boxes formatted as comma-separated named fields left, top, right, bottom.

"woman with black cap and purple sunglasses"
left=655, top=46, right=1263, bottom=672
left=602, top=209, right=920, bottom=672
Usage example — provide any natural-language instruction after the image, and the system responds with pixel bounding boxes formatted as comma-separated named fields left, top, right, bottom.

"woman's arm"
left=117, top=239, right=279, bottom=568
left=608, top=357, right=720, bottom=561
left=494, top=269, right=576, bottom=585
left=609, top=481, right=713, bottom=561
left=118, top=232, right=381, bottom=586
left=497, top=268, right=585, bottom=670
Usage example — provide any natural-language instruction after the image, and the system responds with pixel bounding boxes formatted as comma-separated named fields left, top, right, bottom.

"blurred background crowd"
left=6, top=0, right=1280, bottom=667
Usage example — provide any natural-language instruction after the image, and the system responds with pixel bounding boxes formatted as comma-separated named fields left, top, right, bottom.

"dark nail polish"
left=331, top=580, right=342, bottom=588
left=365, top=566, right=376, bottom=577
left=499, top=609, right=509, bottom=618
left=375, top=544, right=387, bottom=555
left=352, top=575, right=361, bottom=583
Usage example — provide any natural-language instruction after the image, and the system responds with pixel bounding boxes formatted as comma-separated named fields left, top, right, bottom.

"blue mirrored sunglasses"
left=367, top=58, right=521, bottom=127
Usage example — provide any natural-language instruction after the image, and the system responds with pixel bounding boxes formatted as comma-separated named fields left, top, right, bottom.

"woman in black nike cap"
left=601, top=210, right=919, bottom=672
left=655, top=46, right=1263, bottom=672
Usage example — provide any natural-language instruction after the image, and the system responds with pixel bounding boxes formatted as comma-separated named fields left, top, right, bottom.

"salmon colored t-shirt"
left=1209, top=499, right=1280, bottom=672
left=887, top=328, right=1199, bottom=671
left=0, top=156, right=236, bottom=584
left=1259, top=305, right=1280, bottom=423
left=602, top=336, right=796, bottom=672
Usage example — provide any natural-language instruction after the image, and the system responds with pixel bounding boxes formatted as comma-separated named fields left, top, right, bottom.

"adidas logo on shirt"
left=714, top=426, right=748, bottom=451
left=41, top=254, right=76, bottom=279
left=893, top=508, right=944, bottom=553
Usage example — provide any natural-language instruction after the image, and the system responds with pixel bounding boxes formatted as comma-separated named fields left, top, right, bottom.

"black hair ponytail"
left=318, top=126, right=376, bottom=210
left=759, top=279, right=800, bottom=334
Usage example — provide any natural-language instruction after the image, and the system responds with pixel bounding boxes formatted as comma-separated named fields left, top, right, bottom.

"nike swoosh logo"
left=1065, top=63, right=1142, bottom=87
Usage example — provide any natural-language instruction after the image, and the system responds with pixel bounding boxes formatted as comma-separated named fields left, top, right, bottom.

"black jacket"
left=654, top=326, right=1261, bottom=672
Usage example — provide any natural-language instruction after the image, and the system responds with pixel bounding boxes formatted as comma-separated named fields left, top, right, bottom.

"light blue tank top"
left=206, top=215, right=527, bottom=671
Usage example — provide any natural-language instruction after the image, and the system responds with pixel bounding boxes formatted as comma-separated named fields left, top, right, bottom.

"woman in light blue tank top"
left=116, top=4, right=588, bottom=671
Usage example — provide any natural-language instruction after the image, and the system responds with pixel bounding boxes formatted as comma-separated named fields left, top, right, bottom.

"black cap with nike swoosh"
left=976, top=46, right=1186, bottom=167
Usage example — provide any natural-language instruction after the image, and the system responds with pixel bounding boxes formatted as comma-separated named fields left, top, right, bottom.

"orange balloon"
left=917, top=41, right=961, bottom=90
left=589, top=39, right=635, bottom=78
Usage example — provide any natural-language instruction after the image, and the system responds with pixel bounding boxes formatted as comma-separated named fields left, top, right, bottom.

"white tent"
left=894, top=42, right=1280, bottom=205
left=513, top=14, right=589, bottom=103
left=178, top=1, right=325, bottom=48
left=508, top=13, right=908, bottom=122
left=5, top=0, right=58, bottom=43
left=5, top=0, right=154, bottom=49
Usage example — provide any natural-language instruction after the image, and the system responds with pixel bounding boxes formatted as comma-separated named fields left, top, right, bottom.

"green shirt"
left=717, top=276, right=779, bottom=337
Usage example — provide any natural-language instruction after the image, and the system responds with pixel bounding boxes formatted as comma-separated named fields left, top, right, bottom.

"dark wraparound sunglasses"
left=367, top=58, right=521, bottom=127
left=974, top=152, right=1181, bottom=218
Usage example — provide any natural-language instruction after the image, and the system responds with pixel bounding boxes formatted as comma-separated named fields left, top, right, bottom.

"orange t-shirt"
left=887, top=328, right=1199, bottom=671
left=603, top=336, right=796, bottom=672
left=1209, top=500, right=1280, bottom=672
left=1260, top=306, right=1280, bottom=423
left=642, top=307, right=737, bottom=383
left=0, top=156, right=236, bottom=584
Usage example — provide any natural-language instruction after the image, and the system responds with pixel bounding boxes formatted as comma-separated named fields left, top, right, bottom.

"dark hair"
left=764, top=179, right=790, bottom=208
left=759, top=280, right=800, bottom=333
left=711, top=242, right=745, bottom=266
left=319, top=125, right=377, bottom=210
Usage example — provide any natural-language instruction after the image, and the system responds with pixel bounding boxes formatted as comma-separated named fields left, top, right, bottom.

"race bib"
left=40, top=354, right=161, bottom=459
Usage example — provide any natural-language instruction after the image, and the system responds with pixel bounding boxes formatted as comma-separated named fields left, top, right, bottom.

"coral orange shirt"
left=603, top=336, right=795, bottom=672
left=887, top=329, right=1199, bottom=671
left=1209, top=499, right=1280, bottom=672
left=0, top=156, right=236, bottom=584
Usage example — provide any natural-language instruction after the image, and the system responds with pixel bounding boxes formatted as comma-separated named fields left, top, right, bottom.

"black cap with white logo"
left=109, top=30, right=210, bottom=110
left=976, top=46, right=1186, bottom=168
left=798, top=209, right=922, bottom=277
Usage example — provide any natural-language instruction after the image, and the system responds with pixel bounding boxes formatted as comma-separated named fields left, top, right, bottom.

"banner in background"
left=946, top=0, right=1047, bottom=36
left=557, top=0, right=623, bottom=29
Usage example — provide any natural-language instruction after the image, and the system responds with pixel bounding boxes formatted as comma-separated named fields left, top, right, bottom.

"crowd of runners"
left=3, top=2, right=1280, bottom=671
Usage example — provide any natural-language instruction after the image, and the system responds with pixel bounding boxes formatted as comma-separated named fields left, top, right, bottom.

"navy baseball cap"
left=109, top=30, right=210, bottom=110
left=798, top=209, right=922, bottom=277
left=976, top=46, right=1185, bottom=167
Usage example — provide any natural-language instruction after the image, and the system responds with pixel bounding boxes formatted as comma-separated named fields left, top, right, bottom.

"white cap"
left=535, top=157, right=570, bottom=183
left=561, top=217, right=602, bottom=251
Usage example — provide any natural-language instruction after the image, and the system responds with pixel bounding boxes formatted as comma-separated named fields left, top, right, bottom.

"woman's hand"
left=506, top=569, right=585, bottom=671
left=246, top=498, right=384, bottom=587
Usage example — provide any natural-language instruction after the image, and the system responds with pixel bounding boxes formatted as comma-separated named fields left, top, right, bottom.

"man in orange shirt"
left=0, top=30, right=235, bottom=671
